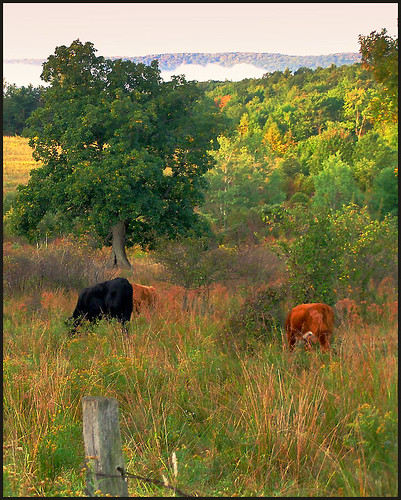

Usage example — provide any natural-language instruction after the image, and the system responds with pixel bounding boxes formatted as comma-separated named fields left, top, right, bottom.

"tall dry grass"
left=3, top=245, right=398, bottom=497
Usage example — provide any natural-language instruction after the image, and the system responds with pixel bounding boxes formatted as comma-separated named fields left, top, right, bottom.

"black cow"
left=69, top=277, right=133, bottom=334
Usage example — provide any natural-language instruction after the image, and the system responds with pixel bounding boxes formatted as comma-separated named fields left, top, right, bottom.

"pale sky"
left=3, top=3, right=398, bottom=59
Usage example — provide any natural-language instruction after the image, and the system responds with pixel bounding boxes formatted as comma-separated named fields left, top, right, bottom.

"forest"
left=3, top=29, right=398, bottom=497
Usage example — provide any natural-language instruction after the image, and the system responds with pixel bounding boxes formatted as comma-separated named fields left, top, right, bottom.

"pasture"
left=2, top=136, right=398, bottom=496
left=3, top=240, right=398, bottom=497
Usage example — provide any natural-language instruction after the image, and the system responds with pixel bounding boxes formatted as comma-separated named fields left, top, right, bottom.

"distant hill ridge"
left=5, top=51, right=361, bottom=73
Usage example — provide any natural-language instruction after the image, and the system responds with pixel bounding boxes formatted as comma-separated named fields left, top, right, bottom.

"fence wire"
left=91, top=466, right=195, bottom=497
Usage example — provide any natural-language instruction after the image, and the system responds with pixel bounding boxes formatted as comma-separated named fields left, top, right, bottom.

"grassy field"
left=2, top=136, right=398, bottom=496
left=3, top=136, right=40, bottom=195
left=3, top=240, right=398, bottom=497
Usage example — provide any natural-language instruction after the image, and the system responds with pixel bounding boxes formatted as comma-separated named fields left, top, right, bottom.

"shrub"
left=153, top=236, right=234, bottom=309
left=3, top=236, right=112, bottom=297
left=265, top=203, right=398, bottom=305
left=288, top=191, right=310, bottom=206
left=225, top=284, right=288, bottom=348
left=3, top=192, right=17, bottom=215
left=226, top=244, right=284, bottom=288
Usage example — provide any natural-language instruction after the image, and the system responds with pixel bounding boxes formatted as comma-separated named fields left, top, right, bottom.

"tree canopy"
left=10, top=40, right=225, bottom=267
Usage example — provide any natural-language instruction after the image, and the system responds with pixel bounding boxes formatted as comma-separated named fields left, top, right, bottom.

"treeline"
left=3, top=83, right=43, bottom=136
left=198, top=62, right=398, bottom=236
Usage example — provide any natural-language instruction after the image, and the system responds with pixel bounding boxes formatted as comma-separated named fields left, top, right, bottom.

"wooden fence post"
left=82, top=396, right=129, bottom=497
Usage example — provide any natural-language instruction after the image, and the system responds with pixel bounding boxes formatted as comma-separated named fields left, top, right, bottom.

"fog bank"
left=4, top=62, right=267, bottom=87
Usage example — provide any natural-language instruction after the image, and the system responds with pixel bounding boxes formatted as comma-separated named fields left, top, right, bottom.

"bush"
left=227, top=244, right=284, bottom=288
left=265, top=203, right=398, bottom=305
left=225, top=284, right=288, bottom=348
left=3, top=192, right=17, bottom=215
left=153, top=236, right=233, bottom=301
left=3, top=236, right=112, bottom=297
left=288, top=192, right=310, bottom=206
left=3, top=193, right=20, bottom=240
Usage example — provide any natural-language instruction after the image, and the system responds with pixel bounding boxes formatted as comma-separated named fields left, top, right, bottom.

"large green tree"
left=10, top=40, right=223, bottom=267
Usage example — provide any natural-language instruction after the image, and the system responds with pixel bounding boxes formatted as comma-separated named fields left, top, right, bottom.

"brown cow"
left=132, top=283, right=157, bottom=315
left=285, top=303, right=335, bottom=351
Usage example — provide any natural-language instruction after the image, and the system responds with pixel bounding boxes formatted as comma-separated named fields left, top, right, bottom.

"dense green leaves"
left=265, top=203, right=340, bottom=304
left=201, top=52, right=397, bottom=246
left=312, top=154, right=363, bottom=211
left=10, top=40, right=223, bottom=259
left=265, top=203, right=398, bottom=304
left=369, top=167, right=398, bottom=218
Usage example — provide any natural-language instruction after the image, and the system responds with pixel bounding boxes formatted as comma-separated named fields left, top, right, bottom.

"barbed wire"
left=92, top=467, right=195, bottom=497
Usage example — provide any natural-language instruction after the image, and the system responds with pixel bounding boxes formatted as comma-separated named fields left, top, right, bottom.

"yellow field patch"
left=3, top=136, right=41, bottom=195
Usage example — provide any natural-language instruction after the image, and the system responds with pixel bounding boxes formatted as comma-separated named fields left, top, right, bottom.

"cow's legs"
left=287, top=329, right=297, bottom=350
left=318, top=332, right=331, bottom=351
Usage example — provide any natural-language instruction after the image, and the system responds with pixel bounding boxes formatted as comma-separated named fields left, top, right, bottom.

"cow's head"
left=302, top=331, right=317, bottom=344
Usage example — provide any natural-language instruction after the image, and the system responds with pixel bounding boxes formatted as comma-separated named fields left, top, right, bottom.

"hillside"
left=5, top=51, right=361, bottom=73
left=120, top=51, right=361, bottom=72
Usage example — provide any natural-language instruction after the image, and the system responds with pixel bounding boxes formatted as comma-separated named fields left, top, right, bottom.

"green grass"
left=3, top=271, right=398, bottom=497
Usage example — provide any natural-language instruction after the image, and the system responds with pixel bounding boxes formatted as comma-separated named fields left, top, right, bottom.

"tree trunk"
left=110, top=221, right=131, bottom=269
